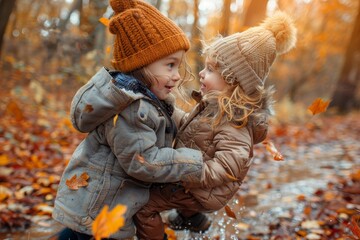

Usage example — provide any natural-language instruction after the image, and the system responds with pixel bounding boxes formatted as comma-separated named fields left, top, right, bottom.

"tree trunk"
left=220, top=0, right=232, bottom=36
left=331, top=4, right=360, bottom=113
left=0, top=0, right=16, bottom=55
left=243, top=0, right=268, bottom=27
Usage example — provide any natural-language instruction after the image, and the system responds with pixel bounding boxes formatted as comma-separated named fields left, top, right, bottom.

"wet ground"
left=1, top=117, right=359, bottom=240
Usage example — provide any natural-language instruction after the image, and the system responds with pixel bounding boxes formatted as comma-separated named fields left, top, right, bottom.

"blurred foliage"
left=0, top=0, right=359, bottom=113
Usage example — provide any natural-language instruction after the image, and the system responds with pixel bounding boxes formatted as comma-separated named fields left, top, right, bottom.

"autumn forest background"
left=0, top=0, right=359, bottom=239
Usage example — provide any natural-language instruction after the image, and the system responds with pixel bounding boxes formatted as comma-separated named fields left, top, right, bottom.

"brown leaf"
left=263, top=141, right=284, bottom=161
left=84, top=104, right=94, bottom=113
left=6, top=100, right=24, bottom=121
left=92, top=204, right=127, bottom=240
left=308, top=98, right=330, bottom=115
left=66, top=172, right=89, bottom=190
left=224, top=205, right=237, bottom=219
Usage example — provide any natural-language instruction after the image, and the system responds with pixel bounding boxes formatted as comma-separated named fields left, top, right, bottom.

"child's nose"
left=199, top=69, right=204, bottom=78
left=173, top=72, right=181, bottom=81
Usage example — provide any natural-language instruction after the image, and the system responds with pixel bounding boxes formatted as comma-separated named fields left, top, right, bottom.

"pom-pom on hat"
left=109, top=0, right=190, bottom=72
left=204, top=11, right=297, bottom=95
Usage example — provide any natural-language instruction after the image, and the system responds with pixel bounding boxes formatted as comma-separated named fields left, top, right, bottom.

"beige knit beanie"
left=204, top=11, right=297, bottom=95
left=109, top=0, right=190, bottom=72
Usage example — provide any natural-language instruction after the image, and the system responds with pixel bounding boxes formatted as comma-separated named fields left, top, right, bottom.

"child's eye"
left=167, top=63, right=175, bottom=68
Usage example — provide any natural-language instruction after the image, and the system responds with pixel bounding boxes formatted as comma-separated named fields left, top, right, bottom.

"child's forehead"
left=205, top=56, right=218, bottom=67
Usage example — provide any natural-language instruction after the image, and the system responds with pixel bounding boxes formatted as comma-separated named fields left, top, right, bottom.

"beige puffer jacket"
left=173, top=91, right=270, bottom=210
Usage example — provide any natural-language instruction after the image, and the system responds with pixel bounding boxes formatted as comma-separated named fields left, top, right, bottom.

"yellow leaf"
left=66, top=172, right=90, bottom=190
left=308, top=98, right=330, bottom=115
left=99, top=17, right=110, bottom=27
left=92, top=205, right=127, bottom=240
left=113, top=114, right=119, bottom=127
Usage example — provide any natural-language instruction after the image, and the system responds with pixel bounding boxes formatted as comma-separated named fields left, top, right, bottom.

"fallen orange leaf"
left=224, top=205, right=237, bottom=219
left=66, top=172, right=90, bottom=190
left=99, top=17, right=110, bottom=27
left=308, top=98, right=330, bottom=115
left=92, top=204, right=127, bottom=240
left=263, top=141, right=284, bottom=161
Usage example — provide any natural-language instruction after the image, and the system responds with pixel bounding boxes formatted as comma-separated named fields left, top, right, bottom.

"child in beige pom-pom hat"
left=132, top=11, right=297, bottom=239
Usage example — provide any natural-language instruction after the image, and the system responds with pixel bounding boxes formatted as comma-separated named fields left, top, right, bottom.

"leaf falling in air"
left=66, top=172, right=90, bottom=190
left=224, top=205, right=237, bottom=219
left=113, top=114, right=119, bottom=127
left=308, top=98, right=331, bottom=115
left=263, top=141, right=284, bottom=161
left=92, top=204, right=127, bottom=240
left=84, top=104, right=94, bottom=113
left=99, top=17, right=110, bottom=27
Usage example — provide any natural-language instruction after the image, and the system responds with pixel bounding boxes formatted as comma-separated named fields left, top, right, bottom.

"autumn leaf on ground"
left=92, top=205, right=127, bottom=240
left=66, top=172, right=89, bottom=190
left=224, top=205, right=237, bottom=219
left=0, top=154, right=10, bottom=166
left=263, top=141, right=284, bottom=161
left=99, top=17, right=110, bottom=27
left=308, top=98, right=330, bottom=115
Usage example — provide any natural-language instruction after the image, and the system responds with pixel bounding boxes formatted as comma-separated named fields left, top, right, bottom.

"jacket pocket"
left=88, top=167, right=124, bottom=218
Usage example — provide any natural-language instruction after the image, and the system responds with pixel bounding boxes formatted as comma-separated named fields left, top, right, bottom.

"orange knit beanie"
left=109, top=0, right=190, bottom=72
left=204, top=11, right=297, bottom=95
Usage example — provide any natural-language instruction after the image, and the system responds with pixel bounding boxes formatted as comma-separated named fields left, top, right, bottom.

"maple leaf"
left=99, top=17, right=110, bottom=27
left=224, top=205, right=237, bottom=219
left=92, top=205, right=127, bottom=240
left=308, top=98, right=330, bottom=115
left=84, top=104, right=94, bottom=113
left=263, top=141, right=284, bottom=161
left=66, top=172, right=90, bottom=190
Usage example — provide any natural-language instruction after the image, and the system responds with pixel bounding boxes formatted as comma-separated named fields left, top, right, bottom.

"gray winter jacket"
left=52, top=67, right=203, bottom=239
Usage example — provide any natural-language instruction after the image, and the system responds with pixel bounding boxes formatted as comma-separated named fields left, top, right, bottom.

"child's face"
left=199, top=57, right=228, bottom=95
left=147, top=50, right=185, bottom=100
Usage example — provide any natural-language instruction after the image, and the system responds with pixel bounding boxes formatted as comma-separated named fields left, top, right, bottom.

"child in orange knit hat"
left=53, top=0, right=205, bottom=239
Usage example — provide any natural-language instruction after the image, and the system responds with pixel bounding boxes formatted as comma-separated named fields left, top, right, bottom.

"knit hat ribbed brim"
left=109, top=0, right=190, bottom=72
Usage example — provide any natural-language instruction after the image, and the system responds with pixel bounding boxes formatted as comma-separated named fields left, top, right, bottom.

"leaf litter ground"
left=0, top=88, right=359, bottom=239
